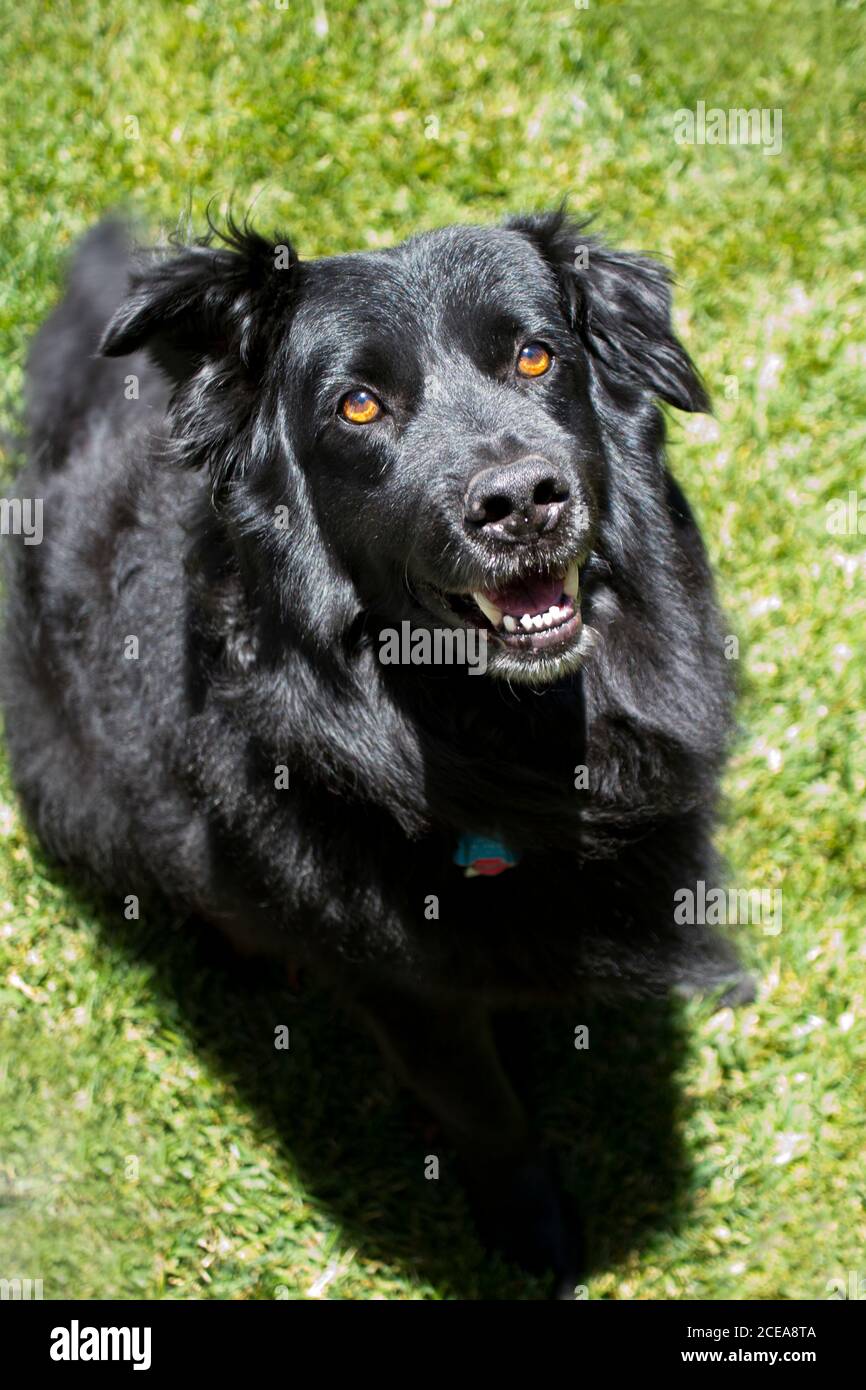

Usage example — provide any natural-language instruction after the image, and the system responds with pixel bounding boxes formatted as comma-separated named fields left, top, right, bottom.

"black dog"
left=2, top=211, right=747, bottom=1293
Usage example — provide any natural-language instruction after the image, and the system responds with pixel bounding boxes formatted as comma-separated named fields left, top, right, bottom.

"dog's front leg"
left=354, top=986, right=583, bottom=1293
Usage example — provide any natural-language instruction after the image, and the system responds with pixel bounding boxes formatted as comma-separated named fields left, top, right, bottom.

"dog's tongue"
left=483, top=574, right=563, bottom=618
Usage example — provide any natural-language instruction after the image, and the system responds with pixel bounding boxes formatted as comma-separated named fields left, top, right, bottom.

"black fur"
left=2, top=211, right=746, bottom=1290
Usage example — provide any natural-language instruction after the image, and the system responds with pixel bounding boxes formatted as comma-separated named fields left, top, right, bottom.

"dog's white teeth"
left=504, top=603, right=572, bottom=638
left=472, top=592, right=503, bottom=627
left=563, top=560, right=580, bottom=599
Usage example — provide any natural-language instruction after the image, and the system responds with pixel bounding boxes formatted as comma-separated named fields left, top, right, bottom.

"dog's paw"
left=466, top=1159, right=585, bottom=1288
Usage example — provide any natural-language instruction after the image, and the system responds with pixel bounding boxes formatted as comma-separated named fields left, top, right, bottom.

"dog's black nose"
left=464, top=458, right=570, bottom=541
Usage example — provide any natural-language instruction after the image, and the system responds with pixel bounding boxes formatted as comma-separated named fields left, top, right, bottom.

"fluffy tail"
left=25, top=218, right=140, bottom=469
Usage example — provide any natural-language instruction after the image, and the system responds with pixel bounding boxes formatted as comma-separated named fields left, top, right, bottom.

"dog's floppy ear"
left=507, top=210, right=709, bottom=413
left=100, top=220, right=299, bottom=385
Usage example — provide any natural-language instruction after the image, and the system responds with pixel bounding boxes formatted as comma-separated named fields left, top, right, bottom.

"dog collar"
left=453, top=834, right=520, bottom=878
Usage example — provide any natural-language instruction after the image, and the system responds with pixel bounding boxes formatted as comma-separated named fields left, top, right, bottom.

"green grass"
left=1, top=0, right=864, bottom=1300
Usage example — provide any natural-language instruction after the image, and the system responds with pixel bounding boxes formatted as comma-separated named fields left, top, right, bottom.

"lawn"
left=0, top=0, right=864, bottom=1301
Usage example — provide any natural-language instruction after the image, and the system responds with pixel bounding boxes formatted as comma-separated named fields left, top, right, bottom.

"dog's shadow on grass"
left=77, top=879, right=695, bottom=1301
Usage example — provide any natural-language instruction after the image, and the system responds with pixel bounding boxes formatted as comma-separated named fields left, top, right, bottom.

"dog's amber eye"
left=517, top=343, right=552, bottom=378
left=340, top=389, right=382, bottom=424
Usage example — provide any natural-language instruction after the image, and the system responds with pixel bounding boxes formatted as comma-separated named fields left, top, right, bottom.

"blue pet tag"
left=453, top=834, right=521, bottom=878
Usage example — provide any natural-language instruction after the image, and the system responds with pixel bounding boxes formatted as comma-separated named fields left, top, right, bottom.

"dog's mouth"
left=425, top=558, right=583, bottom=656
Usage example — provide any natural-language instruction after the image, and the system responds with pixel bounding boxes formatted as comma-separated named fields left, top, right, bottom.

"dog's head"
left=101, top=210, right=708, bottom=685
